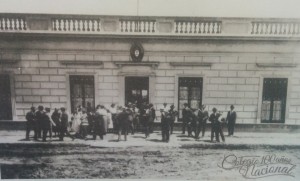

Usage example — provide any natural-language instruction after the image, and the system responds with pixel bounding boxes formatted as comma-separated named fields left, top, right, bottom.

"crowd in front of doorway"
left=25, top=102, right=237, bottom=143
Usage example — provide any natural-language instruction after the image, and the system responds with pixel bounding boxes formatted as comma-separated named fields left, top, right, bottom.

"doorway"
left=0, top=74, right=12, bottom=120
left=125, top=77, right=149, bottom=108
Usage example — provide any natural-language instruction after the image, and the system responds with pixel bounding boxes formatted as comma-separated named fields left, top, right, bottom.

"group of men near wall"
left=25, top=102, right=237, bottom=143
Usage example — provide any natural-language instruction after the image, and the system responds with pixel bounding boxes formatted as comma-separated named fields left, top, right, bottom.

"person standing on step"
left=25, top=106, right=36, bottom=140
left=226, top=105, right=237, bottom=136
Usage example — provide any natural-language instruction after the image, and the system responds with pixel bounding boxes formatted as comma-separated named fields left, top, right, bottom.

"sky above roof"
left=0, top=0, right=300, bottom=18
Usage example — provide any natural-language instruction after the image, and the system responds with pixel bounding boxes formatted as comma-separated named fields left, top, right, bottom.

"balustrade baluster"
left=53, top=19, right=57, bottom=31
left=0, top=18, right=2, bottom=30
left=120, top=20, right=124, bottom=32
left=251, top=23, right=255, bottom=34
left=19, top=19, right=23, bottom=30
left=83, top=20, right=86, bottom=31
left=133, top=20, right=137, bottom=32
left=16, top=18, right=20, bottom=30
left=212, top=22, right=216, bottom=34
left=204, top=22, right=208, bottom=34
left=295, top=24, right=299, bottom=34
left=90, top=20, right=93, bottom=31
left=69, top=19, right=73, bottom=31
left=129, top=21, right=132, bottom=32
left=143, top=21, right=146, bottom=32
left=97, top=19, right=101, bottom=31
left=289, top=23, right=293, bottom=34
left=183, top=22, right=187, bottom=33
left=13, top=18, right=17, bottom=30
left=175, top=22, right=178, bottom=33
left=80, top=20, right=83, bottom=31
left=4, top=18, right=8, bottom=30
left=198, top=22, right=202, bottom=33
left=124, top=21, right=128, bottom=32
left=74, top=20, right=78, bottom=31
left=13, top=18, right=16, bottom=30
left=146, top=21, right=149, bottom=33
left=188, top=22, right=191, bottom=33
left=57, top=19, right=61, bottom=31
left=193, top=22, right=197, bottom=33
left=137, top=21, right=140, bottom=32
left=23, top=19, right=27, bottom=30
left=177, top=22, right=181, bottom=33
left=62, top=19, right=66, bottom=31
left=86, top=20, right=90, bottom=31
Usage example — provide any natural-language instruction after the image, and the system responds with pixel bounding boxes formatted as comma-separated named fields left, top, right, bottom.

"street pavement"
left=1, top=130, right=300, bottom=148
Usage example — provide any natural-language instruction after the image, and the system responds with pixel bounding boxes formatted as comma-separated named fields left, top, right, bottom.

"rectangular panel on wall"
left=0, top=74, right=12, bottom=120
left=69, top=75, right=95, bottom=113
left=261, top=78, right=288, bottom=123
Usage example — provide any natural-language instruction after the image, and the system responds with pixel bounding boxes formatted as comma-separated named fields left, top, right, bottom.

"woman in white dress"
left=97, top=105, right=108, bottom=134
left=71, top=110, right=81, bottom=134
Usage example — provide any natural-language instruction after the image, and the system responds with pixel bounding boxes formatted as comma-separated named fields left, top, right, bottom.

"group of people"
left=25, top=102, right=236, bottom=143
left=25, top=106, right=74, bottom=142
left=180, top=103, right=237, bottom=142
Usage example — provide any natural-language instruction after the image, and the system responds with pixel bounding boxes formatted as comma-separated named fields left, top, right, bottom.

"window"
left=0, top=74, right=12, bottom=120
left=178, top=77, right=203, bottom=119
left=70, top=75, right=95, bottom=113
left=261, top=78, right=288, bottom=123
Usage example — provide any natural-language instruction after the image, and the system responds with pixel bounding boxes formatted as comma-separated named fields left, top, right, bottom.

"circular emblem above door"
left=130, top=42, right=144, bottom=62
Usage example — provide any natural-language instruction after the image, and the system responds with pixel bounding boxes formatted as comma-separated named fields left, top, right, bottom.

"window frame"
left=261, top=78, right=288, bottom=123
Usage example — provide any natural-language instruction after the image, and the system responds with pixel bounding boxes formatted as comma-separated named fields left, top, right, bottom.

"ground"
left=0, top=131, right=300, bottom=180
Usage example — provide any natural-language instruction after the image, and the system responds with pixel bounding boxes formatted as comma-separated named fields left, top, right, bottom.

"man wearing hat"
left=25, top=106, right=36, bottom=140
left=117, top=107, right=129, bottom=141
left=35, top=105, right=44, bottom=139
left=226, top=105, right=237, bottom=136
left=195, top=105, right=209, bottom=138
left=59, top=107, right=75, bottom=141
left=41, top=108, right=57, bottom=142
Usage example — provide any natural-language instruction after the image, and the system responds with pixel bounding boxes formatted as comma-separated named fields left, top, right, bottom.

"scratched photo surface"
left=0, top=0, right=300, bottom=180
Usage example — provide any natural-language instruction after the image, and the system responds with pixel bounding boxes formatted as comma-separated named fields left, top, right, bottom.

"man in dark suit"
left=117, top=107, right=129, bottom=141
left=209, top=107, right=219, bottom=142
left=59, top=107, right=74, bottom=141
left=41, top=108, right=51, bottom=142
left=195, top=105, right=208, bottom=139
left=25, top=106, right=36, bottom=140
left=226, top=105, right=237, bottom=136
left=35, top=105, right=44, bottom=139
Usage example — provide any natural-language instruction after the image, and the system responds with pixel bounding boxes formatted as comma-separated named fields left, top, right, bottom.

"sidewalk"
left=1, top=130, right=300, bottom=149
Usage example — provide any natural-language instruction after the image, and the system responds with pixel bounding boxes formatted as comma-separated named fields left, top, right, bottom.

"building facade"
left=0, top=13, right=300, bottom=125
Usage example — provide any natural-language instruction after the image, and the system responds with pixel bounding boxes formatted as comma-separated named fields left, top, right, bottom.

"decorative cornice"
left=256, top=63, right=297, bottom=68
left=60, top=60, right=103, bottom=66
left=114, top=61, right=159, bottom=69
left=170, top=62, right=212, bottom=67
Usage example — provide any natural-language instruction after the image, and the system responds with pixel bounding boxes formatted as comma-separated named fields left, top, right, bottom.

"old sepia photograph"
left=0, top=0, right=299, bottom=180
